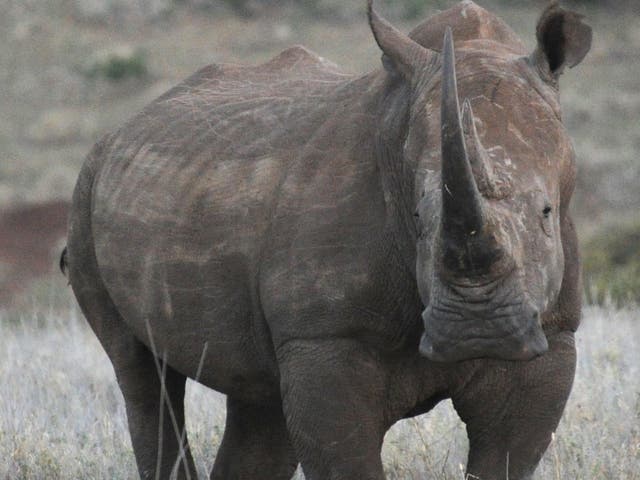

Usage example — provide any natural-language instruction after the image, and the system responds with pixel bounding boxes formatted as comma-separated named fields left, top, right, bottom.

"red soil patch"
left=0, top=200, right=69, bottom=305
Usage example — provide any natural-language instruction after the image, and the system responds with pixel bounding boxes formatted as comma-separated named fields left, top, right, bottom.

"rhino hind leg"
left=67, top=154, right=197, bottom=480
left=210, top=397, right=298, bottom=480
left=451, top=331, right=577, bottom=480
left=117, top=341, right=197, bottom=480
left=69, top=248, right=197, bottom=479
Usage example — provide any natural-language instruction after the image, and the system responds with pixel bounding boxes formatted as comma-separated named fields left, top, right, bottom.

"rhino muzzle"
left=419, top=303, right=548, bottom=362
left=419, top=276, right=549, bottom=362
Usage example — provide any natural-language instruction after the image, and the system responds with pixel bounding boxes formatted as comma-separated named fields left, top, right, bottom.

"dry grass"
left=1, top=296, right=638, bottom=479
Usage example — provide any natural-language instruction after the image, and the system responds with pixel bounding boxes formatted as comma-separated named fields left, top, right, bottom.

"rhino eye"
left=542, top=205, right=552, bottom=218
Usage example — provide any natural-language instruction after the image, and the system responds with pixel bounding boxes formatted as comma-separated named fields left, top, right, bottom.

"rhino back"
left=88, top=47, right=393, bottom=392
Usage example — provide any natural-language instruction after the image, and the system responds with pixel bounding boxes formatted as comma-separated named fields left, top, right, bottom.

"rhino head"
left=369, top=1, right=592, bottom=362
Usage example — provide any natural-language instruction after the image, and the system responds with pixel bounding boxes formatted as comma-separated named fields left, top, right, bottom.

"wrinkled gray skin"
left=66, top=1, right=591, bottom=479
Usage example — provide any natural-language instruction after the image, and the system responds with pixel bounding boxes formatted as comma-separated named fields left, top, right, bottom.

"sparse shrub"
left=221, top=0, right=254, bottom=17
left=582, top=221, right=640, bottom=306
left=202, top=0, right=443, bottom=20
left=388, top=0, right=427, bottom=19
left=84, top=46, right=148, bottom=82
left=71, top=0, right=174, bottom=24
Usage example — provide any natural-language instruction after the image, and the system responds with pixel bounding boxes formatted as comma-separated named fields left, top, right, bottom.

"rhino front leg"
left=277, top=339, right=388, bottom=480
left=451, top=331, right=577, bottom=480
left=210, top=397, right=298, bottom=480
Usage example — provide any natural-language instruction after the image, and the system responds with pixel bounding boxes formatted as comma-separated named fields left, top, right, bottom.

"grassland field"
left=1, top=301, right=638, bottom=479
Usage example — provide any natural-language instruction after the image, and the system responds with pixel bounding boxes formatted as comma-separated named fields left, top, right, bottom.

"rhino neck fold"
left=367, top=76, right=415, bottom=259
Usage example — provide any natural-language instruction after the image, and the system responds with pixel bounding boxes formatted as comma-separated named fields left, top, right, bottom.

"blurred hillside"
left=1, top=0, right=638, bottom=304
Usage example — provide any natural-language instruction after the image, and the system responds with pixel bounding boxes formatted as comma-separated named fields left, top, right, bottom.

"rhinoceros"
left=65, top=1, right=592, bottom=478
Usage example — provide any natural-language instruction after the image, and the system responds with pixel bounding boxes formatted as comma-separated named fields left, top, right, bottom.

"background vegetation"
left=1, top=0, right=638, bottom=301
left=583, top=220, right=640, bottom=306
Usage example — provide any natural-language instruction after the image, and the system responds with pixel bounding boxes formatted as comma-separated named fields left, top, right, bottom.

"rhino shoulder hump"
left=263, top=45, right=344, bottom=75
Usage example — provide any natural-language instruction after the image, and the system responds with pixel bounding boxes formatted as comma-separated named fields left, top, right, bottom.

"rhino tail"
left=59, top=246, right=69, bottom=282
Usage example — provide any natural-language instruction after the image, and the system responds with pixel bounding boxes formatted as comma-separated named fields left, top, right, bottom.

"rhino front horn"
left=440, top=27, right=485, bottom=242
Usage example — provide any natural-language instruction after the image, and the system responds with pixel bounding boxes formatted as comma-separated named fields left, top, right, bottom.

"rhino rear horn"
left=440, top=27, right=485, bottom=242
left=368, top=0, right=436, bottom=80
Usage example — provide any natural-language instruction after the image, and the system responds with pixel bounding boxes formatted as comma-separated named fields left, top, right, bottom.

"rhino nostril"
left=527, top=305, right=540, bottom=322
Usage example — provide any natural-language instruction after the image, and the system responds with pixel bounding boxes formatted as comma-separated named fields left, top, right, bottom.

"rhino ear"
left=367, top=0, right=434, bottom=81
left=532, top=2, right=592, bottom=79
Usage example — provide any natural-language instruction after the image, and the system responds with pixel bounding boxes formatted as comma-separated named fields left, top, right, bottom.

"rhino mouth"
left=418, top=284, right=549, bottom=362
